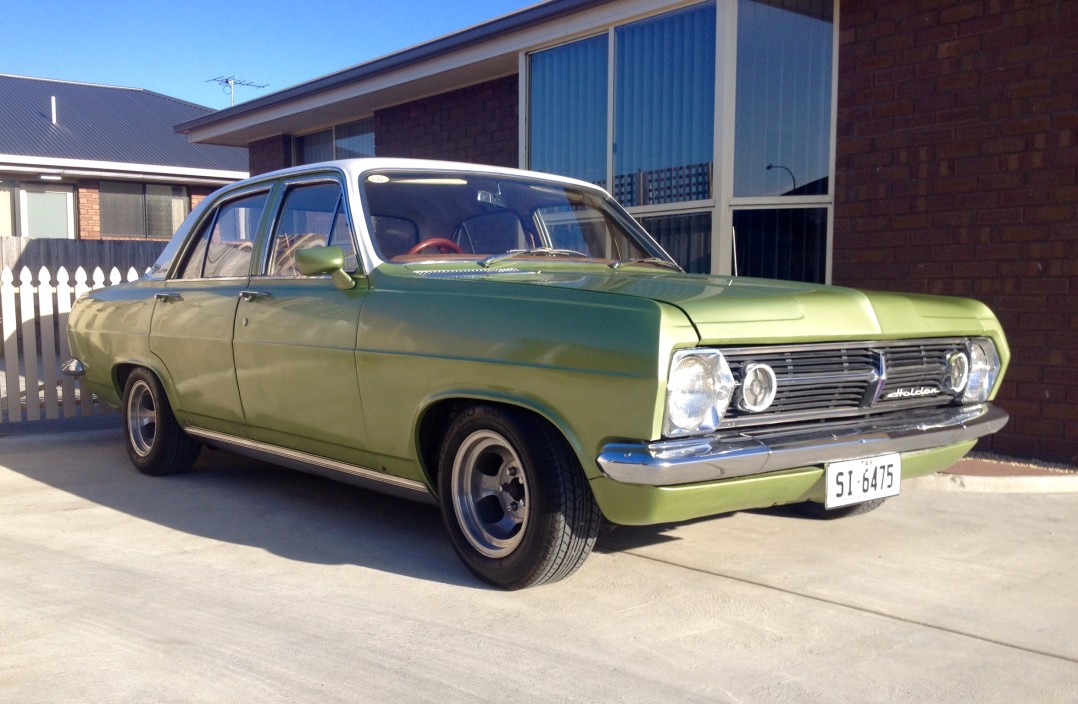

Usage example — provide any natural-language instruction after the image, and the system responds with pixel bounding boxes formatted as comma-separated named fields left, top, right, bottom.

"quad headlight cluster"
left=663, top=338, right=1003, bottom=439
left=663, top=350, right=779, bottom=438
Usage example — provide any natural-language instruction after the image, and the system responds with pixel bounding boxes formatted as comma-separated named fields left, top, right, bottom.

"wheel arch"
left=415, top=393, right=593, bottom=495
left=111, top=358, right=180, bottom=414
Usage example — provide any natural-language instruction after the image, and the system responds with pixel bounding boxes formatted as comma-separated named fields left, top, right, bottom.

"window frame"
left=293, top=117, right=376, bottom=166
left=172, top=187, right=271, bottom=281
left=520, top=0, right=839, bottom=282
left=98, top=180, right=190, bottom=240
left=258, top=176, right=360, bottom=278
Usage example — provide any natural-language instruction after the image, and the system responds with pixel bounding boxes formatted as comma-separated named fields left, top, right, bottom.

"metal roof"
left=0, top=74, right=248, bottom=173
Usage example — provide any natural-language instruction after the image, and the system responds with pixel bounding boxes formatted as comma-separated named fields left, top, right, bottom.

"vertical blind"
left=528, top=34, right=608, bottom=187
left=614, top=2, right=716, bottom=206
left=734, top=0, right=833, bottom=197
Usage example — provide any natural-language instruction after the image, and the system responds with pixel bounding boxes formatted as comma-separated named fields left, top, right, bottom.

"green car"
left=64, top=159, right=1009, bottom=589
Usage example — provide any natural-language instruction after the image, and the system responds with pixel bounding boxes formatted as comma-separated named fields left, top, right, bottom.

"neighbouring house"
left=175, top=0, right=1075, bottom=464
left=0, top=73, right=248, bottom=271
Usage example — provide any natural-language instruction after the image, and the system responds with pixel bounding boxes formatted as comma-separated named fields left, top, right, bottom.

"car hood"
left=510, top=269, right=1001, bottom=344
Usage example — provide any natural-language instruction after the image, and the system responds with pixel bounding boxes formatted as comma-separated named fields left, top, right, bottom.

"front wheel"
left=122, top=368, right=200, bottom=476
left=438, top=405, right=601, bottom=589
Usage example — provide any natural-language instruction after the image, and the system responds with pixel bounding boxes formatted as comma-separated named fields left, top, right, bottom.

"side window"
left=267, top=182, right=358, bottom=277
left=178, top=192, right=267, bottom=279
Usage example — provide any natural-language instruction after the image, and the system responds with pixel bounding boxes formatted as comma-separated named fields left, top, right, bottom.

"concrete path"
left=2, top=429, right=1076, bottom=703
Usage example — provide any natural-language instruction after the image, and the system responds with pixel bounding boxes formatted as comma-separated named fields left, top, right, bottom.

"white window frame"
left=18, top=183, right=75, bottom=239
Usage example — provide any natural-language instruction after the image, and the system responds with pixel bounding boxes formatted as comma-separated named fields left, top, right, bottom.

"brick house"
left=0, top=74, right=247, bottom=253
left=177, top=0, right=1076, bottom=464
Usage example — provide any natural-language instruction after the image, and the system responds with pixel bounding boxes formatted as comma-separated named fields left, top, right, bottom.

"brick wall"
left=77, top=180, right=100, bottom=240
left=374, top=76, right=518, bottom=167
left=834, top=0, right=1077, bottom=463
left=249, top=134, right=293, bottom=176
left=189, top=186, right=216, bottom=210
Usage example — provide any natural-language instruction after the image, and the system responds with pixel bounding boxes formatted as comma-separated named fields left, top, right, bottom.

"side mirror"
left=295, top=246, right=357, bottom=290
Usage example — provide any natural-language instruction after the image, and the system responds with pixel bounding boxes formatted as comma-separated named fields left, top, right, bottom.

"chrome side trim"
left=60, top=358, right=85, bottom=378
left=597, top=403, right=1009, bottom=487
left=185, top=427, right=435, bottom=504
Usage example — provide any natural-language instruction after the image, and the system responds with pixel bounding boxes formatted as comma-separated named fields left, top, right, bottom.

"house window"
left=526, top=0, right=837, bottom=282
left=18, top=184, right=75, bottom=239
left=100, top=181, right=189, bottom=238
left=295, top=118, right=376, bottom=165
left=732, top=208, right=827, bottom=282
left=529, top=34, right=608, bottom=187
left=734, top=0, right=834, bottom=197
left=527, top=2, right=717, bottom=274
left=528, top=3, right=715, bottom=207
left=639, top=212, right=712, bottom=275
left=730, top=0, right=835, bottom=283
left=295, top=130, right=333, bottom=164
left=335, top=119, right=376, bottom=159
left=613, top=3, right=716, bottom=207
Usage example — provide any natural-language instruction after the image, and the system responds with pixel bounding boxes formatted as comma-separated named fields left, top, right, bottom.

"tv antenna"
left=207, top=76, right=268, bottom=106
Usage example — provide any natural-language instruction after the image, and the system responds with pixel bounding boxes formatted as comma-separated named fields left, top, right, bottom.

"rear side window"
left=266, top=182, right=358, bottom=277
left=178, top=192, right=268, bottom=279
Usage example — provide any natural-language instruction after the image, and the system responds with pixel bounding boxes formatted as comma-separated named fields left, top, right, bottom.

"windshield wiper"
left=480, top=247, right=590, bottom=268
left=609, top=257, right=683, bottom=272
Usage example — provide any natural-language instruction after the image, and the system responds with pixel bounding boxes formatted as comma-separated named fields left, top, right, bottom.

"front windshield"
left=360, top=170, right=671, bottom=265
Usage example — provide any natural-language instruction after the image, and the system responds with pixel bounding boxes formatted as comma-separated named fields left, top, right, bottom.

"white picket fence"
left=0, top=265, right=140, bottom=425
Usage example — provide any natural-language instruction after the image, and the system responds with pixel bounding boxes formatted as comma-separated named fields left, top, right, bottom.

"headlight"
left=664, top=350, right=736, bottom=437
left=942, top=351, right=970, bottom=394
left=962, top=338, right=1001, bottom=403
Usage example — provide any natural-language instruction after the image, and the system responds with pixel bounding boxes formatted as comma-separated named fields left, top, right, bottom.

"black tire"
left=437, top=405, right=601, bottom=590
left=794, top=497, right=887, bottom=519
left=122, top=368, right=200, bottom=476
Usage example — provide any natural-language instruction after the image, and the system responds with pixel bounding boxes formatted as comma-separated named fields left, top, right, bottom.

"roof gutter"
left=0, top=154, right=247, bottom=185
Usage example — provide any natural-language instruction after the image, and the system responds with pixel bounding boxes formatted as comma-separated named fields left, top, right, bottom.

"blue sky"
left=1, top=0, right=538, bottom=109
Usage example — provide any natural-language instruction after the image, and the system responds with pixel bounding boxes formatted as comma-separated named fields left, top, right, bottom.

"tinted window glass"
left=178, top=192, right=266, bottom=279
left=268, top=182, right=357, bottom=277
left=613, top=3, right=716, bottom=206
left=732, top=207, right=827, bottom=282
left=734, top=0, right=833, bottom=197
left=529, top=35, right=608, bottom=187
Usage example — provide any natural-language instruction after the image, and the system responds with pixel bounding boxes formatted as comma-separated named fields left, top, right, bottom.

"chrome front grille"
left=720, top=339, right=968, bottom=429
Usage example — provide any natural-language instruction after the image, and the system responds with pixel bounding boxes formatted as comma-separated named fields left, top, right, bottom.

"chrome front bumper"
left=597, top=403, right=1008, bottom=487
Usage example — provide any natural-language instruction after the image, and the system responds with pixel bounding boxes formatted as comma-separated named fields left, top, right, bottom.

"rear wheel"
left=794, top=497, right=887, bottom=519
left=122, top=368, right=200, bottom=476
left=438, top=405, right=601, bottom=589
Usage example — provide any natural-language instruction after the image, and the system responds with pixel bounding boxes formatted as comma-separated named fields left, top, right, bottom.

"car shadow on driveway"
left=1, top=429, right=486, bottom=589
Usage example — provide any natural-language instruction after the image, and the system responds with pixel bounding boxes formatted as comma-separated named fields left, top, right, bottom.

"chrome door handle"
left=154, top=292, right=183, bottom=302
left=239, top=290, right=272, bottom=302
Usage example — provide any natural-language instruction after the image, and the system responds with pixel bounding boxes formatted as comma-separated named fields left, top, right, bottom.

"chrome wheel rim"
left=126, top=380, right=157, bottom=458
left=451, top=429, right=529, bottom=558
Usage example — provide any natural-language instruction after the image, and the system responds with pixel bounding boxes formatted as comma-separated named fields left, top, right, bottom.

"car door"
left=149, top=189, right=268, bottom=429
left=232, top=177, right=370, bottom=454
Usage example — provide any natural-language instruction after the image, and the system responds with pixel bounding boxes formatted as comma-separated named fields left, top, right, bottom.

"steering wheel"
left=408, top=238, right=464, bottom=255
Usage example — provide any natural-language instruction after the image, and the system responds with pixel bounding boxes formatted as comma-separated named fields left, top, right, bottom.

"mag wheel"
left=122, top=368, right=200, bottom=476
left=438, top=405, right=601, bottom=589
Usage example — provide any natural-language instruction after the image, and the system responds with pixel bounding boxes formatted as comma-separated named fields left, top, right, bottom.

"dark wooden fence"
left=0, top=238, right=166, bottom=276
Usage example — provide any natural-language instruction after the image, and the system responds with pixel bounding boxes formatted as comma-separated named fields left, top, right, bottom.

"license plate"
left=825, top=454, right=901, bottom=509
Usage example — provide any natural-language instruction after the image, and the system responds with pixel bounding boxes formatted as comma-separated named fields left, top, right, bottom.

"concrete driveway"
left=2, top=429, right=1075, bottom=703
